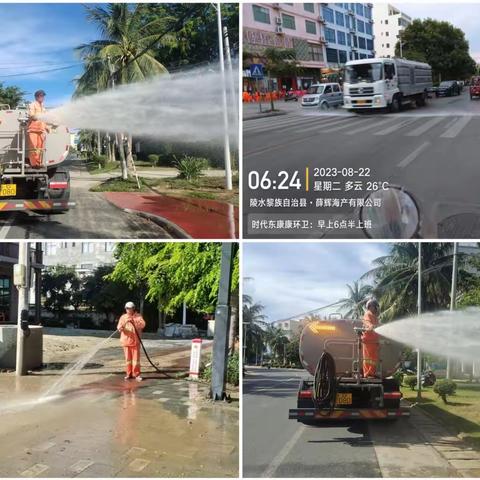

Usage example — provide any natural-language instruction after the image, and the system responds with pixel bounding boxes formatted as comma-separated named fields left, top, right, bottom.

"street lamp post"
left=447, top=242, right=459, bottom=379
left=416, top=242, right=422, bottom=399
left=15, top=243, right=30, bottom=376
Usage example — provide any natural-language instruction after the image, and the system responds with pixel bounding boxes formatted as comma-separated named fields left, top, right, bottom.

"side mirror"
left=360, top=186, right=420, bottom=239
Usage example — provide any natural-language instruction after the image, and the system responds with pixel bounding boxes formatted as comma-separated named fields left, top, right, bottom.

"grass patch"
left=402, top=382, right=480, bottom=449
left=86, top=161, right=120, bottom=175
left=90, top=177, right=150, bottom=192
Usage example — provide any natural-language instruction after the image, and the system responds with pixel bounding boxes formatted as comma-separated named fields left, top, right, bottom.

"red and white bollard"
left=189, top=338, right=202, bottom=379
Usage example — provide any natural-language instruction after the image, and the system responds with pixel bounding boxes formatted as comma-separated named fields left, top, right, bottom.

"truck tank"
left=0, top=106, right=70, bottom=168
left=299, top=319, right=402, bottom=378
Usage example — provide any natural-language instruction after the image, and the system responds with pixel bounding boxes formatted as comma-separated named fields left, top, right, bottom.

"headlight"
left=374, top=97, right=382, bottom=105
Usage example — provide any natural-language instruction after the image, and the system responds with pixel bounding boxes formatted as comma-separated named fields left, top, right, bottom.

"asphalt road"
left=0, top=156, right=171, bottom=239
left=243, top=367, right=458, bottom=478
left=243, top=91, right=480, bottom=238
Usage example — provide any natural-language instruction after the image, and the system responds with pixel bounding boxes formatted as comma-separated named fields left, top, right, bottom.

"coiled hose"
left=313, top=351, right=337, bottom=412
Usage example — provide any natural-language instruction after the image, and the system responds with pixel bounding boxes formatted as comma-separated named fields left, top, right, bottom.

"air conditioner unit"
left=318, top=15, right=325, bottom=23
left=352, top=46, right=358, bottom=51
left=275, top=17, right=282, bottom=25
left=276, top=25, right=284, bottom=33
left=348, top=9, right=355, bottom=15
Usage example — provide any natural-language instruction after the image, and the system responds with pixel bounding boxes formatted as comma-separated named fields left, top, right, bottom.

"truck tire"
left=390, top=95, right=400, bottom=113
left=320, top=101, right=330, bottom=111
left=416, top=92, right=427, bottom=107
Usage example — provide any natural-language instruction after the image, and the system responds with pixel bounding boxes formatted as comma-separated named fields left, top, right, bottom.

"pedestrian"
left=27, top=90, right=50, bottom=168
left=362, top=298, right=380, bottom=378
left=117, top=301, right=146, bottom=382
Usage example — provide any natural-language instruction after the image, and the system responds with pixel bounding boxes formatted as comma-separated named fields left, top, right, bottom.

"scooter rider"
left=117, top=302, right=146, bottom=382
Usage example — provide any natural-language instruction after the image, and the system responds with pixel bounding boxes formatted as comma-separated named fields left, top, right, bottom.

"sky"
left=0, top=4, right=100, bottom=106
left=243, top=242, right=390, bottom=323
left=394, top=2, right=480, bottom=62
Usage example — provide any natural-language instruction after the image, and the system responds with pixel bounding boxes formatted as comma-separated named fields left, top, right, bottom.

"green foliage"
left=434, top=379, right=457, bottom=403
left=174, top=155, right=209, bottom=181
left=393, top=369, right=404, bottom=386
left=147, top=154, right=160, bottom=166
left=0, top=83, right=24, bottom=109
left=404, top=375, right=418, bottom=390
left=109, top=243, right=239, bottom=315
left=337, top=281, right=373, bottom=319
left=92, top=153, right=107, bottom=167
left=200, top=352, right=239, bottom=386
left=396, top=19, right=477, bottom=81
left=262, top=48, right=299, bottom=78
left=42, top=266, right=82, bottom=313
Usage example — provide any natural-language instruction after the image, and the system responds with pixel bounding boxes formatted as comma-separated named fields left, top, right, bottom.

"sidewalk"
left=103, top=191, right=238, bottom=239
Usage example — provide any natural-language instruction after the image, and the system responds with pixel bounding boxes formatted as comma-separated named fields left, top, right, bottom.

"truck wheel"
left=390, top=95, right=400, bottom=113
left=417, top=92, right=427, bottom=107
left=320, top=102, right=330, bottom=111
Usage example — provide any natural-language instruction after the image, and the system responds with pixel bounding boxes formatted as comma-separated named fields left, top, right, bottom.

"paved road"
left=243, top=367, right=458, bottom=478
left=243, top=92, right=480, bottom=238
left=0, top=156, right=171, bottom=239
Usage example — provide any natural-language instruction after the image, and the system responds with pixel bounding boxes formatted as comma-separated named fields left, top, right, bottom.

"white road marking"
left=345, top=117, right=396, bottom=135
left=0, top=213, right=16, bottom=239
left=406, top=116, right=444, bottom=136
left=440, top=115, right=472, bottom=138
left=20, top=464, right=49, bottom=477
left=32, top=441, right=55, bottom=452
left=261, top=424, right=305, bottom=478
left=397, top=141, right=431, bottom=168
left=244, top=116, right=333, bottom=135
left=374, top=118, right=415, bottom=136
left=297, top=117, right=354, bottom=134
left=69, top=460, right=93, bottom=475
left=128, top=458, right=150, bottom=472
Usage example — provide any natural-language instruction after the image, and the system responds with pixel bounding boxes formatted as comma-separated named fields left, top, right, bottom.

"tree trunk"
left=229, top=291, right=239, bottom=353
left=126, top=134, right=134, bottom=168
left=116, top=133, right=128, bottom=180
left=97, top=131, right=101, bottom=156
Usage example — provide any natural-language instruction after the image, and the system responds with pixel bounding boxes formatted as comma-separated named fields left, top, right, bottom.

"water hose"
left=313, top=351, right=337, bottom=413
left=125, top=320, right=177, bottom=379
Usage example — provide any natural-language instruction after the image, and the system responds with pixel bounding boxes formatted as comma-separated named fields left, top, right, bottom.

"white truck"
left=0, top=104, right=74, bottom=212
left=343, top=57, right=433, bottom=112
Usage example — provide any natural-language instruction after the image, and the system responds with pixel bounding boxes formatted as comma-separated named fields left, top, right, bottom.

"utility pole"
left=416, top=242, right=422, bottom=399
left=33, top=243, right=43, bottom=325
left=15, top=243, right=30, bottom=376
left=223, top=25, right=237, bottom=120
left=447, top=242, right=459, bottom=379
left=216, top=3, right=233, bottom=191
left=182, top=301, right=187, bottom=326
left=211, top=243, right=234, bottom=400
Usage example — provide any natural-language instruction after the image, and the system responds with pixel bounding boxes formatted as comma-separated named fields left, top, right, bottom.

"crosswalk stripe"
left=244, top=116, right=334, bottom=135
left=374, top=118, right=416, bottom=136
left=298, top=116, right=354, bottom=134
left=406, top=117, right=445, bottom=136
left=320, top=117, right=367, bottom=133
left=440, top=115, right=472, bottom=138
left=345, top=117, right=396, bottom=135
left=243, top=117, right=314, bottom=131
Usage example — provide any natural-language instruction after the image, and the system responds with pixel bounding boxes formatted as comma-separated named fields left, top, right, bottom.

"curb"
left=123, top=208, right=191, bottom=239
left=243, top=110, right=288, bottom=121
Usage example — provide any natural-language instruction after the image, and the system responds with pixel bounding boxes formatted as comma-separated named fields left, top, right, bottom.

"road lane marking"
left=20, top=464, right=49, bottom=477
left=69, top=460, right=93, bottom=475
left=0, top=213, right=16, bottom=239
left=244, top=116, right=334, bottom=135
left=374, top=118, right=415, bottom=135
left=296, top=117, right=354, bottom=134
left=397, top=141, right=431, bottom=168
left=440, top=115, right=472, bottom=138
left=261, top=424, right=305, bottom=478
left=406, top=116, right=444, bottom=136
left=128, top=458, right=150, bottom=472
left=345, top=117, right=396, bottom=135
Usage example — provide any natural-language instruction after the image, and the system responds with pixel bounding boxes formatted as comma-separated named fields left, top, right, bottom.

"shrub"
left=433, top=379, right=457, bottom=403
left=92, top=153, right=107, bottom=167
left=200, top=352, right=239, bottom=386
left=174, top=155, right=209, bottom=181
left=393, top=369, right=404, bottom=385
left=404, top=375, right=417, bottom=390
left=147, top=154, right=160, bottom=166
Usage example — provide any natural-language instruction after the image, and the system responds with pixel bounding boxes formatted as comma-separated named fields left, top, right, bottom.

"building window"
left=385, top=31, right=389, bottom=37
left=335, top=11, right=344, bottom=26
left=80, top=263, right=93, bottom=270
left=282, top=13, right=296, bottom=30
left=326, top=47, right=339, bottom=63
left=356, top=3, right=364, bottom=16
left=322, top=6, right=334, bottom=23
left=353, top=35, right=358, bottom=47
left=308, top=44, right=323, bottom=61
left=338, top=49, right=347, bottom=64
left=0, top=277, right=10, bottom=320
left=364, top=5, right=372, bottom=19
left=252, top=5, right=270, bottom=24
left=357, top=20, right=365, bottom=33
left=304, top=3, right=315, bottom=13
left=365, top=23, right=372, bottom=35
left=385, top=19, right=389, bottom=25
left=337, top=31, right=346, bottom=45
left=367, top=38, right=374, bottom=50
left=45, top=243, right=57, bottom=256
left=105, top=242, right=115, bottom=252
left=386, top=43, right=390, bottom=48
left=358, top=36, right=366, bottom=49
left=305, top=20, right=316, bottom=34
left=82, top=242, right=95, bottom=254
left=325, top=27, right=336, bottom=43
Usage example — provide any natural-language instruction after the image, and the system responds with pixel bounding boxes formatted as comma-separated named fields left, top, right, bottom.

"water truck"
left=288, top=319, right=411, bottom=422
left=343, top=57, right=432, bottom=112
left=0, top=104, right=74, bottom=212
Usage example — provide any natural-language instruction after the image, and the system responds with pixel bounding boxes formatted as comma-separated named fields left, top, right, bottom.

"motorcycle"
left=284, top=90, right=299, bottom=102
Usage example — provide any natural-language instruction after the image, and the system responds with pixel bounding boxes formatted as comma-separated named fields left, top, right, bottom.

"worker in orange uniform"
left=117, top=301, right=146, bottom=382
left=362, top=298, right=380, bottom=378
left=27, top=90, right=50, bottom=168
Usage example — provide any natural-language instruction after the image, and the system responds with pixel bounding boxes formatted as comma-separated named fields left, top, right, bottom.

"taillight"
left=384, top=392, right=402, bottom=399
left=49, top=181, right=68, bottom=190
left=299, top=390, right=312, bottom=399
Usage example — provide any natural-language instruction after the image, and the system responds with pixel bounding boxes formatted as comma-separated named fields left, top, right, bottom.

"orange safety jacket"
left=117, top=313, right=146, bottom=347
left=27, top=101, right=48, bottom=133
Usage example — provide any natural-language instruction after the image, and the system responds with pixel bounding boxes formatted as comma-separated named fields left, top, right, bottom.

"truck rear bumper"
left=289, top=407, right=410, bottom=420
left=0, top=199, right=75, bottom=212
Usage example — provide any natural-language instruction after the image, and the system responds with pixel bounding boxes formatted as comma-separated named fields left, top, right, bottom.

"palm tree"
left=338, top=281, right=373, bottom=319
left=243, top=294, right=267, bottom=364
left=75, top=4, right=171, bottom=179
left=362, top=243, right=462, bottom=321
left=263, top=324, right=289, bottom=363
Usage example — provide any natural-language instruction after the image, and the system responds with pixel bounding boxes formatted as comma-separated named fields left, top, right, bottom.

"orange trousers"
left=362, top=331, right=379, bottom=377
left=123, top=345, right=141, bottom=377
left=27, top=131, right=46, bottom=167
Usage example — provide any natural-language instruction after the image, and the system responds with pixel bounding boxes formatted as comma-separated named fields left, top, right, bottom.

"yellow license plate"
left=336, top=393, right=352, bottom=405
left=356, top=100, right=367, bottom=105
left=0, top=184, right=16, bottom=196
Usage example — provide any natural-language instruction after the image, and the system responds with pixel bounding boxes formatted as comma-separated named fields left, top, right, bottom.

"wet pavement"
left=0, top=374, right=238, bottom=477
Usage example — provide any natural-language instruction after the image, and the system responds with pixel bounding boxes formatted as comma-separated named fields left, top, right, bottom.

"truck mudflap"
left=0, top=199, right=75, bottom=212
left=289, top=407, right=411, bottom=420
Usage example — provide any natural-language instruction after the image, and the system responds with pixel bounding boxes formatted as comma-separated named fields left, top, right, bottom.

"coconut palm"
left=243, top=294, right=268, bottom=363
left=362, top=243, right=463, bottom=321
left=75, top=4, right=171, bottom=179
left=263, top=324, right=289, bottom=363
left=337, top=281, right=373, bottom=319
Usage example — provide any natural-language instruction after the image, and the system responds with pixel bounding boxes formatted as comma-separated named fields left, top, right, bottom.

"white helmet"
left=125, top=301, right=135, bottom=309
